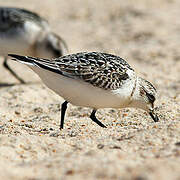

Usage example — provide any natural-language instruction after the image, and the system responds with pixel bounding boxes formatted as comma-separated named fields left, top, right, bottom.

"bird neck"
left=130, top=76, right=137, bottom=99
left=127, top=77, right=143, bottom=109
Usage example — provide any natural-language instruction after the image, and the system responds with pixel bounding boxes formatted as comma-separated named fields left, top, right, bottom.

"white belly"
left=0, top=21, right=45, bottom=56
left=31, top=66, right=135, bottom=109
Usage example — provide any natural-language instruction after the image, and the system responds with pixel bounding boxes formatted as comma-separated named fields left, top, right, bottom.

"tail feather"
left=8, top=54, right=37, bottom=66
left=8, top=54, right=63, bottom=76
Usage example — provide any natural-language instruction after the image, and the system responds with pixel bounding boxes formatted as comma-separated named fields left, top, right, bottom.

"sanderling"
left=9, top=52, right=159, bottom=129
left=0, top=7, right=68, bottom=83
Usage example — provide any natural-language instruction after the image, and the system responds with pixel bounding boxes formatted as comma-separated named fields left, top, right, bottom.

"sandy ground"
left=0, top=0, right=180, bottom=179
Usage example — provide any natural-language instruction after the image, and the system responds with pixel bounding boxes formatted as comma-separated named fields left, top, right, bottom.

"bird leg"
left=90, top=109, right=107, bottom=128
left=3, top=56, right=25, bottom=84
left=149, top=111, right=159, bottom=122
left=60, top=101, right=68, bottom=129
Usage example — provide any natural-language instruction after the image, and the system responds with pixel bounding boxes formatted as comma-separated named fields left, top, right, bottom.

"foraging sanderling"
left=9, top=52, right=159, bottom=129
left=0, top=7, right=68, bottom=83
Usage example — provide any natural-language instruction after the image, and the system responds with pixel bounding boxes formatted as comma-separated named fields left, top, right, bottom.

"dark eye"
left=146, top=93, right=155, bottom=103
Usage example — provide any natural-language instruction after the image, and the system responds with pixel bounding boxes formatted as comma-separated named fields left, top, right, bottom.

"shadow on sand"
left=0, top=83, right=15, bottom=88
left=0, top=81, right=41, bottom=88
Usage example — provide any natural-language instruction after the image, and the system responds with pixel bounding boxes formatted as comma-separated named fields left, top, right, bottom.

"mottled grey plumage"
left=18, top=52, right=134, bottom=90
left=56, top=52, right=134, bottom=90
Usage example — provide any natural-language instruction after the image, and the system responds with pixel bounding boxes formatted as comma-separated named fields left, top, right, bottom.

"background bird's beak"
left=149, top=111, right=159, bottom=122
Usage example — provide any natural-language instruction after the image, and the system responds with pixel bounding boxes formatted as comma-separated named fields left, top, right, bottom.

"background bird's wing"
left=0, top=7, right=47, bottom=29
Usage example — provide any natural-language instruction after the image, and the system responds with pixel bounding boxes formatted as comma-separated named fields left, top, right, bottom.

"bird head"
left=130, top=77, right=159, bottom=122
left=35, top=32, right=68, bottom=58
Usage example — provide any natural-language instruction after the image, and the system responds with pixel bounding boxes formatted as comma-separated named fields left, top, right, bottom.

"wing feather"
left=31, top=52, right=134, bottom=90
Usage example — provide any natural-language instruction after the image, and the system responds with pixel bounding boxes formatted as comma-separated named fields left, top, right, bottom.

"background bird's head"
left=35, top=32, right=68, bottom=58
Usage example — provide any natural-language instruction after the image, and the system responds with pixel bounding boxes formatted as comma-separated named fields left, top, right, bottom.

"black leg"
left=3, top=57, right=25, bottom=84
left=90, top=109, right=107, bottom=128
left=60, top=101, right=68, bottom=129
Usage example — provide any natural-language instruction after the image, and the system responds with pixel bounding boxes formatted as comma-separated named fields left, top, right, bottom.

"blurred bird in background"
left=0, top=7, right=68, bottom=83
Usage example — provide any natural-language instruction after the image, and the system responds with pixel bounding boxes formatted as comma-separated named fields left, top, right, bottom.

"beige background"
left=0, top=0, right=179, bottom=179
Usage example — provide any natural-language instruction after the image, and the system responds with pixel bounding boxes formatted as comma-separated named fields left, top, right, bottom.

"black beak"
left=149, top=111, right=159, bottom=122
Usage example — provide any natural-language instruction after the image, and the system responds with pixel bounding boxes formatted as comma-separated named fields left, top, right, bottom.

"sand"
left=0, top=0, right=179, bottom=179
